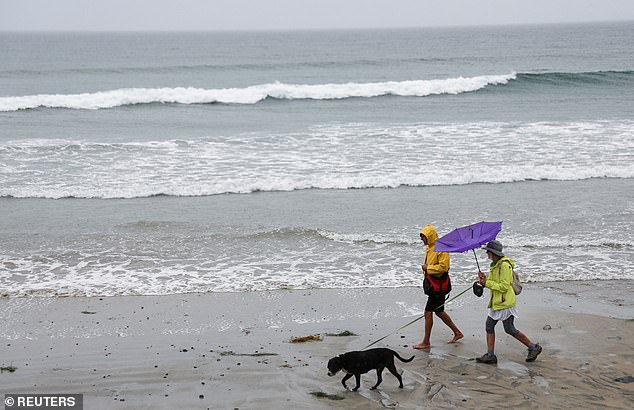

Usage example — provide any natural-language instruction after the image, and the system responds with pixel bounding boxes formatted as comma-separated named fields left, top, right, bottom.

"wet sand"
left=1, top=280, right=633, bottom=409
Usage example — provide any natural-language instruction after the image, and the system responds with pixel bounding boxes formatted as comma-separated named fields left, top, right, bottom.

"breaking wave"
left=1, top=120, right=633, bottom=199
left=2, top=70, right=633, bottom=112
left=0, top=73, right=515, bottom=111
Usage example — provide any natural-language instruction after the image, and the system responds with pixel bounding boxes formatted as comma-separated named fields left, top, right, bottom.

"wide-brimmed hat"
left=482, top=240, right=504, bottom=256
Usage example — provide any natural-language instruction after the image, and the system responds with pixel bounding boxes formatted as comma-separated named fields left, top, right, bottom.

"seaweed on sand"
left=309, top=391, right=345, bottom=400
left=290, top=335, right=322, bottom=343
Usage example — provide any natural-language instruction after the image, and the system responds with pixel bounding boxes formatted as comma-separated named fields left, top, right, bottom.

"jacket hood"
left=494, top=256, right=514, bottom=269
left=420, top=225, right=438, bottom=246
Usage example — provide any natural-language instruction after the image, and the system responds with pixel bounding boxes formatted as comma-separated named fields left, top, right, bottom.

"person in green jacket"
left=476, top=240, right=542, bottom=364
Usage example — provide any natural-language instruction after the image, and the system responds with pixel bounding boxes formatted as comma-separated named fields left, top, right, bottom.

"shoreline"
left=2, top=177, right=633, bottom=298
left=1, top=280, right=633, bottom=409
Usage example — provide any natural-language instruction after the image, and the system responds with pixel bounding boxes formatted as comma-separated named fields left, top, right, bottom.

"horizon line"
left=1, top=19, right=633, bottom=34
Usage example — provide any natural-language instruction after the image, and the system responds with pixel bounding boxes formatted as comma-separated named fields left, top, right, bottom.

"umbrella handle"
left=472, top=249, right=481, bottom=272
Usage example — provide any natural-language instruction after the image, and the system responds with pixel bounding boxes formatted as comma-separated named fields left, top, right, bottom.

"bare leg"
left=486, top=332, right=495, bottom=353
left=436, top=311, right=464, bottom=343
left=512, top=330, right=532, bottom=347
left=413, top=311, right=433, bottom=349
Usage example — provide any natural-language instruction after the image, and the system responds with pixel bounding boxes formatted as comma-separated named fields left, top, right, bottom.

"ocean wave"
left=1, top=173, right=632, bottom=199
left=514, top=70, right=634, bottom=86
left=0, top=239, right=630, bottom=298
left=202, top=227, right=634, bottom=250
left=0, top=226, right=631, bottom=298
left=234, top=228, right=411, bottom=245
left=307, top=230, right=634, bottom=250
left=1, top=120, right=633, bottom=198
left=0, top=73, right=515, bottom=111
left=2, top=70, right=633, bottom=112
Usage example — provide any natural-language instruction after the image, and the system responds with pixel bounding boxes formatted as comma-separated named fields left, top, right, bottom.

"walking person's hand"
left=478, top=271, right=486, bottom=286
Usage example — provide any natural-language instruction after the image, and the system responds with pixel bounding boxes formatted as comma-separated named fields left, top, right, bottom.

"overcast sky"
left=2, top=0, right=634, bottom=31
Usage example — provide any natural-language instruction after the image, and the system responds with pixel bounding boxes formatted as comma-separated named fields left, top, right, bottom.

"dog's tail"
left=394, top=352, right=415, bottom=363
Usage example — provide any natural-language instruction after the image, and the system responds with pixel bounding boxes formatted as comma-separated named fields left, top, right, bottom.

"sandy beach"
left=1, top=280, right=632, bottom=409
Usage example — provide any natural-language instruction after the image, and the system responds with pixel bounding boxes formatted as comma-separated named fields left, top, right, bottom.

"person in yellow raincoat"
left=475, top=240, right=542, bottom=364
left=413, top=225, right=464, bottom=349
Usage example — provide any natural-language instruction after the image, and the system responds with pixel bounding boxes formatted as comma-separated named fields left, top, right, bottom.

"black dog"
left=327, top=348, right=414, bottom=391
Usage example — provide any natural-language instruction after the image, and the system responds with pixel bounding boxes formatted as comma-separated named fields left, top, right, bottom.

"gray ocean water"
left=1, top=22, right=633, bottom=297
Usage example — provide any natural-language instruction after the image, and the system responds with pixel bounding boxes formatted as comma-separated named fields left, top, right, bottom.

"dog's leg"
left=386, top=362, right=404, bottom=388
left=352, top=374, right=361, bottom=391
left=370, top=367, right=384, bottom=390
left=341, top=373, right=353, bottom=390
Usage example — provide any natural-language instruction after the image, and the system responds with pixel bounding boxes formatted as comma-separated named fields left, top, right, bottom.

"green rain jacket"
left=486, top=256, right=516, bottom=310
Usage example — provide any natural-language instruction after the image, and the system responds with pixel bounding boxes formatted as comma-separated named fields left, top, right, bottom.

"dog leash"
left=361, top=285, right=473, bottom=350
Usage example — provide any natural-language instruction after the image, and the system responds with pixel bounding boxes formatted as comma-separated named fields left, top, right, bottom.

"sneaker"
left=476, top=353, right=498, bottom=364
left=526, top=344, right=543, bottom=362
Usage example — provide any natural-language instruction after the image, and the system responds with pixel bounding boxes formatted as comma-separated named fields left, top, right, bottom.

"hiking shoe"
left=476, top=353, right=497, bottom=364
left=526, top=344, right=542, bottom=362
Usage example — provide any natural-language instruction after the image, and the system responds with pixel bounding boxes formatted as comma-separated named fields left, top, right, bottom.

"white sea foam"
left=0, top=229, right=631, bottom=297
left=1, top=120, right=633, bottom=199
left=0, top=73, right=515, bottom=111
left=0, top=249, right=629, bottom=297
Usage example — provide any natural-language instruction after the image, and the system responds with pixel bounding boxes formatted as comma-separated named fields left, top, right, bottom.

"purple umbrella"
left=434, top=221, right=503, bottom=271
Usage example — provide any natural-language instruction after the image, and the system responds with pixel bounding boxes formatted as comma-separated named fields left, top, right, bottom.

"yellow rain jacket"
left=420, top=225, right=450, bottom=276
left=486, top=257, right=516, bottom=310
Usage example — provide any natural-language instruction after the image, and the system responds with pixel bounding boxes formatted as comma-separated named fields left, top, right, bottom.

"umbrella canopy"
left=435, top=221, right=503, bottom=253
